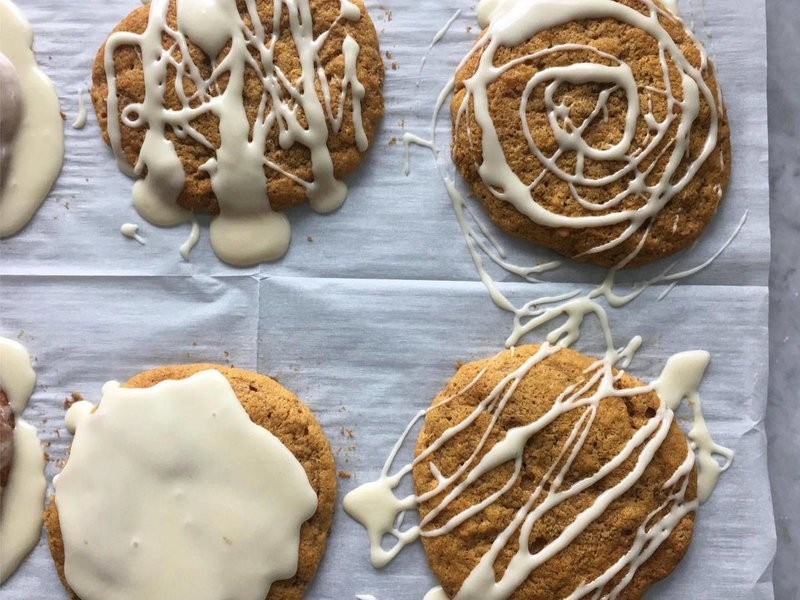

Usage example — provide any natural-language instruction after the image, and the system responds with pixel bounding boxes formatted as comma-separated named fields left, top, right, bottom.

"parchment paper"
left=0, top=0, right=774, bottom=597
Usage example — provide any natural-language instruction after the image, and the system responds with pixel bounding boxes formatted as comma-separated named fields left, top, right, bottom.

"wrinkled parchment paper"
left=0, top=0, right=773, bottom=597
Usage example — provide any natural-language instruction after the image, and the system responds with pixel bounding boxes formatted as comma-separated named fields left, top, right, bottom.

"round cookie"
left=45, top=364, right=337, bottom=600
left=412, top=345, right=697, bottom=599
left=451, top=0, right=730, bottom=269
left=91, top=0, right=384, bottom=215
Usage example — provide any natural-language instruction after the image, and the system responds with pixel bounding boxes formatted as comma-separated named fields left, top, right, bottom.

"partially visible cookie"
left=413, top=345, right=696, bottom=599
left=45, top=364, right=336, bottom=600
left=0, top=390, right=14, bottom=499
left=451, top=0, right=730, bottom=268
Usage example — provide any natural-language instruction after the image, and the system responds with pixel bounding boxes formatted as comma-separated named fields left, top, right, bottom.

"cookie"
left=412, top=345, right=697, bottom=599
left=91, top=0, right=384, bottom=264
left=0, top=390, right=14, bottom=497
left=45, top=364, right=337, bottom=600
left=451, top=0, right=730, bottom=269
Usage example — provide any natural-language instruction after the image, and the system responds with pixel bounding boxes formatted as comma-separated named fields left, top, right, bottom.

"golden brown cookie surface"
left=412, top=345, right=696, bottom=599
left=451, top=0, right=730, bottom=269
left=91, top=0, right=384, bottom=214
left=45, top=364, right=336, bottom=600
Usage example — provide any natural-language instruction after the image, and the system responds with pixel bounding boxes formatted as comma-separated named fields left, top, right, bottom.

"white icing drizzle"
left=102, top=0, right=369, bottom=265
left=345, top=299, right=733, bottom=599
left=120, top=222, right=146, bottom=245
left=0, top=0, right=64, bottom=238
left=0, top=336, right=45, bottom=584
left=55, top=369, right=317, bottom=600
left=661, top=0, right=679, bottom=16
left=72, top=87, right=88, bottom=129
left=424, top=586, right=449, bottom=600
left=179, top=218, right=201, bottom=260
left=418, top=10, right=463, bottom=80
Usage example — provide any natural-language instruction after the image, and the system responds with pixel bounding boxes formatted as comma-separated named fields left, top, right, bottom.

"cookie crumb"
left=338, top=470, right=352, bottom=479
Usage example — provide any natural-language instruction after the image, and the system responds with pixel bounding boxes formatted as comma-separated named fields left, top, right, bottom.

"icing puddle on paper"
left=102, top=0, right=370, bottom=266
left=348, top=0, right=735, bottom=598
left=0, top=337, right=46, bottom=584
left=57, top=370, right=317, bottom=600
left=0, top=0, right=64, bottom=238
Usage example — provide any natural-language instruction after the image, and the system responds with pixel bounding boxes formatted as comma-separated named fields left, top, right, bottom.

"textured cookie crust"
left=91, top=0, right=384, bottom=214
left=0, top=390, right=14, bottom=494
left=45, top=364, right=337, bottom=600
left=413, top=345, right=697, bottom=599
left=451, top=0, right=731, bottom=269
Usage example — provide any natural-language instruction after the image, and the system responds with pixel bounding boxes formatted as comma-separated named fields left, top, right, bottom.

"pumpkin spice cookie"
left=92, top=0, right=384, bottom=265
left=411, top=345, right=697, bottom=599
left=45, top=364, right=336, bottom=600
left=451, top=0, right=730, bottom=269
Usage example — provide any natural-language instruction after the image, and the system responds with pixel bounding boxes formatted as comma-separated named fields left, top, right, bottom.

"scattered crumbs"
left=42, top=440, right=51, bottom=449
left=17, top=330, right=24, bottom=339
left=388, top=137, right=397, bottom=146
left=391, top=62, right=398, bottom=71
left=44, top=451, right=50, bottom=462
left=467, top=25, right=473, bottom=33
left=307, top=235, right=314, bottom=242
left=385, top=50, right=393, bottom=60
left=64, top=391, right=84, bottom=410
left=59, top=111, right=66, bottom=120
left=64, top=201, right=70, bottom=210
left=338, top=470, right=352, bottom=479
left=338, top=404, right=347, bottom=412
left=223, top=351, right=230, bottom=358
left=399, top=118, right=405, bottom=129
left=339, top=427, right=354, bottom=439
left=55, top=429, right=61, bottom=439
left=223, top=536, right=233, bottom=545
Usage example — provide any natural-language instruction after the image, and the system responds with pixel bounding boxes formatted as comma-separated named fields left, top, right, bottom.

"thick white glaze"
left=102, top=0, right=369, bottom=265
left=0, top=337, right=45, bottom=584
left=120, top=222, right=146, bottom=245
left=72, top=88, right=88, bottom=129
left=55, top=370, right=317, bottom=600
left=0, top=0, right=64, bottom=238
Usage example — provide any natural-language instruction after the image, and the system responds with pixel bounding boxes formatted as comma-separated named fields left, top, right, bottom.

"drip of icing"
left=418, top=10, right=462, bottom=80
left=661, top=0, right=679, bottom=15
left=0, top=0, right=64, bottom=238
left=654, top=350, right=733, bottom=501
left=65, top=400, right=95, bottom=434
left=103, top=0, right=368, bottom=265
left=120, top=222, right=146, bottom=245
left=346, top=299, right=731, bottom=598
left=424, top=587, right=449, bottom=600
left=0, top=336, right=44, bottom=584
left=0, top=337, right=36, bottom=415
left=54, top=370, right=317, bottom=600
left=179, top=218, right=201, bottom=261
left=0, top=419, right=46, bottom=583
left=72, top=87, right=88, bottom=129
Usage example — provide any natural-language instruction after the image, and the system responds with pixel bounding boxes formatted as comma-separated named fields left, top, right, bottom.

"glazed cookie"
left=45, top=364, right=336, bottom=600
left=451, top=0, right=730, bottom=269
left=91, top=0, right=384, bottom=265
left=412, top=345, right=697, bottom=599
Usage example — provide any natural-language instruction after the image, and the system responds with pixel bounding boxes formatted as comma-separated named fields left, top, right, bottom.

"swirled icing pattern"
left=102, top=0, right=369, bottom=265
left=454, top=0, right=726, bottom=268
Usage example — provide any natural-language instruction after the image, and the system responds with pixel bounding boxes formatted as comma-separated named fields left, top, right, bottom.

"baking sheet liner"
left=0, top=0, right=773, bottom=597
